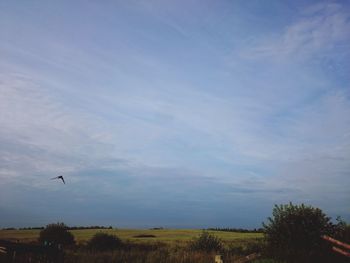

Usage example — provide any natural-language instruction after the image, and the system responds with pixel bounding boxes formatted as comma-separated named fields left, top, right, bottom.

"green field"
left=0, top=228, right=263, bottom=245
left=0, top=229, right=267, bottom=263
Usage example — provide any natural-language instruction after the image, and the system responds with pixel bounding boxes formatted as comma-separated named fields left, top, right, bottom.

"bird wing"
left=51, top=176, right=59, bottom=180
left=61, top=177, right=65, bottom=184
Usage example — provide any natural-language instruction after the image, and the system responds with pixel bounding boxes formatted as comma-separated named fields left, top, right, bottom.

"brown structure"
left=322, top=235, right=350, bottom=258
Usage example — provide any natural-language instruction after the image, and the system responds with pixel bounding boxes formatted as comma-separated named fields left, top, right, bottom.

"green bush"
left=88, top=232, right=122, bottom=251
left=39, top=222, right=75, bottom=247
left=189, top=231, right=223, bottom=252
left=263, top=203, right=336, bottom=263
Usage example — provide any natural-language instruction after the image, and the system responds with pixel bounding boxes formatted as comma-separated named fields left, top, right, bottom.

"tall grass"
left=0, top=230, right=265, bottom=263
left=63, top=237, right=266, bottom=263
left=64, top=245, right=242, bottom=263
left=0, top=240, right=270, bottom=263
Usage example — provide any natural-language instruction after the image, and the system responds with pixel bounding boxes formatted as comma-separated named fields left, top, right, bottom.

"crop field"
left=0, top=228, right=263, bottom=245
left=0, top=229, right=265, bottom=263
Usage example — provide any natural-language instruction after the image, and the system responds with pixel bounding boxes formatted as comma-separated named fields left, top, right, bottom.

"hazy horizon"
left=1, top=0, right=349, bottom=228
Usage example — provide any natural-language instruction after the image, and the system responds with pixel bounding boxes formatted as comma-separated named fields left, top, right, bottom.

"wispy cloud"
left=0, top=1, right=349, bottom=227
left=242, top=2, right=350, bottom=61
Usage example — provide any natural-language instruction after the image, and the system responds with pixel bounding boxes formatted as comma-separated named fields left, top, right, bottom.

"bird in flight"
left=51, top=175, right=65, bottom=184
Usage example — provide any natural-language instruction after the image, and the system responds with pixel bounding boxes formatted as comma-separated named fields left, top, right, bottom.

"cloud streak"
left=242, top=2, right=350, bottom=61
left=0, top=0, right=349, bottom=227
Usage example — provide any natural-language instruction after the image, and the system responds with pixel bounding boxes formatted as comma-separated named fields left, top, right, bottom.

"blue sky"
left=0, top=0, right=349, bottom=228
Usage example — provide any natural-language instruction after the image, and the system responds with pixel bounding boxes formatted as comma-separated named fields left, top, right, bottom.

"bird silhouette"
left=51, top=175, right=65, bottom=184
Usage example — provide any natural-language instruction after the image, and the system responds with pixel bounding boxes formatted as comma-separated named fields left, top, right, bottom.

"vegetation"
left=0, top=227, right=262, bottom=262
left=334, top=217, right=350, bottom=243
left=2, top=204, right=349, bottom=262
left=1, top=225, right=114, bottom=231
left=0, top=228, right=262, bottom=243
left=67, top=225, right=113, bottom=230
left=133, top=234, right=156, bottom=238
left=88, top=232, right=122, bottom=251
left=227, top=237, right=265, bottom=257
left=64, top=247, right=231, bottom=263
left=189, top=231, right=223, bottom=252
left=207, top=227, right=263, bottom=233
left=38, top=222, right=75, bottom=247
left=262, top=203, right=346, bottom=263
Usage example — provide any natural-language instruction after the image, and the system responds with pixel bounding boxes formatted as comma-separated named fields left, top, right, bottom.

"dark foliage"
left=189, top=231, right=223, bottom=252
left=64, top=245, right=233, bottom=263
left=227, top=239, right=265, bottom=257
left=122, top=241, right=167, bottom=252
left=244, top=239, right=265, bottom=255
left=262, top=203, right=345, bottom=263
left=68, top=225, right=113, bottom=230
left=133, top=234, right=156, bottom=238
left=334, top=217, right=350, bottom=243
left=207, top=227, right=263, bottom=233
left=38, top=222, right=75, bottom=247
left=19, top=227, right=44, bottom=230
left=88, top=233, right=122, bottom=251
left=18, top=225, right=113, bottom=230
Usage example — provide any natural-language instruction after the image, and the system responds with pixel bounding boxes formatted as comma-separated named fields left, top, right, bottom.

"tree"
left=39, top=222, right=75, bottom=247
left=263, top=203, right=336, bottom=263
left=88, top=232, right=122, bottom=251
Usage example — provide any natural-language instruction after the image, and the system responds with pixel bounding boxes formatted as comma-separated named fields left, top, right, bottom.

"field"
left=0, top=228, right=263, bottom=245
left=0, top=228, right=265, bottom=263
left=0, top=229, right=262, bottom=263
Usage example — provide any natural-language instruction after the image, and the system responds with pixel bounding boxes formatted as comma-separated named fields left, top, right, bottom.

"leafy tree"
left=88, top=232, right=122, bottom=251
left=189, top=231, right=223, bottom=252
left=39, top=222, right=75, bottom=247
left=263, top=203, right=336, bottom=263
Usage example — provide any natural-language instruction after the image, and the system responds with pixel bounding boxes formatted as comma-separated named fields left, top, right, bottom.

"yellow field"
left=0, top=228, right=263, bottom=244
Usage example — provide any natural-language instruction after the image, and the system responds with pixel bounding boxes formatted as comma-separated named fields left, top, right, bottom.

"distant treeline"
left=66, top=226, right=114, bottom=230
left=206, top=227, right=263, bottom=233
left=2, top=226, right=114, bottom=230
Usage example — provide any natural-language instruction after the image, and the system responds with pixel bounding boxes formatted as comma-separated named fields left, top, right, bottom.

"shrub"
left=263, top=203, right=335, bottom=263
left=228, top=244, right=244, bottom=256
left=227, top=239, right=265, bottom=257
left=189, top=231, right=223, bottom=252
left=133, top=234, right=156, bottom=238
left=244, top=239, right=265, bottom=255
left=334, top=217, right=350, bottom=243
left=39, top=222, right=75, bottom=247
left=339, top=224, right=350, bottom=243
left=88, top=232, right=122, bottom=251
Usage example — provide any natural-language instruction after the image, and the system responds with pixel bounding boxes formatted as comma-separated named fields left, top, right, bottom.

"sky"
left=0, top=0, right=349, bottom=228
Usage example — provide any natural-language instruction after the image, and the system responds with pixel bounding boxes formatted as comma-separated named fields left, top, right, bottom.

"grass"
left=0, top=228, right=262, bottom=245
left=0, top=229, right=266, bottom=263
